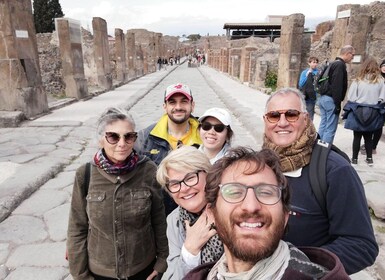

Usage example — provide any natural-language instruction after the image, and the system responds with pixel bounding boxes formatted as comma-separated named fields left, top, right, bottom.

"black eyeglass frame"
left=166, top=170, right=205, bottom=193
left=264, top=109, right=302, bottom=123
left=105, top=132, right=138, bottom=145
left=200, top=122, right=228, bottom=133
left=219, top=183, right=283, bottom=205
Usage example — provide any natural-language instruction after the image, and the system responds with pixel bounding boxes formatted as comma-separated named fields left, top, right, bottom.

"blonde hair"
left=156, top=146, right=211, bottom=189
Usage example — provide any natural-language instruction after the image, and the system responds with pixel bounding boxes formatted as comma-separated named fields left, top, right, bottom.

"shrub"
left=265, top=71, right=277, bottom=91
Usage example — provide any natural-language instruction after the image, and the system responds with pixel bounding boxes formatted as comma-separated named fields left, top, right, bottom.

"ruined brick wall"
left=36, top=33, right=65, bottom=97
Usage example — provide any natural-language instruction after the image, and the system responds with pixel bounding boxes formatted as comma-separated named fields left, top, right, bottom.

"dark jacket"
left=284, top=150, right=378, bottom=274
left=67, top=157, right=168, bottom=279
left=343, top=101, right=385, bottom=132
left=324, top=57, right=347, bottom=110
left=183, top=246, right=350, bottom=280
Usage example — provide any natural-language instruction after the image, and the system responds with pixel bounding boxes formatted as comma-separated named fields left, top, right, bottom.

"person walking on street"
left=318, top=45, right=355, bottom=143
left=67, top=107, right=168, bottom=280
left=198, top=107, right=234, bottom=164
left=299, top=56, right=319, bottom=121
left=185, top=147, right=350, bottom=280
left=156, top=146, right=223, bottom=279
left=365, top=59, right=385, bottom=154
left=135, top=83, right=202, bottom=215
left=342, top=57, right=385, bottom=166
left=262, top=88, right=378, bottom=275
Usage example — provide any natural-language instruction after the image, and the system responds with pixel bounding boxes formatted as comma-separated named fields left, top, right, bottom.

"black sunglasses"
left=200, top=122, right=228, bottom=133
left=265, top=109, right=301, bottom=123
left=105, top=132, right=138, bottom=144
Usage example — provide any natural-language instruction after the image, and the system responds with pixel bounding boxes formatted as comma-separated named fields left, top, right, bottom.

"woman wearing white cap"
left=198, top=108, right=234, bottom=164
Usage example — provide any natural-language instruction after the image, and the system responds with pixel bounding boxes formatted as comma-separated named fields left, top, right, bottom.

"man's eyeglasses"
left=200, top=122, right=228, bottom=133
left=219, top=183, right=283, bottom=205
left=105, top=132, right=138, bottom=145
left=264, top=109, right=301, bottom=123
left=166, top=170, right=204, bottom=193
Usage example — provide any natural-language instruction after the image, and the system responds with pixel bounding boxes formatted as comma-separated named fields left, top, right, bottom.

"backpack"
left=65, top=162, right=91, bottom=261
left=308, top=140, right=350, bottom=216
left=314, top=62, right=332, bottom=95
left=299, top=72, right=317, bottom=100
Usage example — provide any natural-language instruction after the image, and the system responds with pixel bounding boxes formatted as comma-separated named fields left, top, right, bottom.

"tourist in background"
left=156, top=146, right=223, bottom=280
left=363, top=59, right=385, bottom=155
left=299, top=56, right=319, bottom=121
left=343, top=57, right=385, bottom=166
left=318, top=45, right=355, bottom=143
left=198, top=107, right=234, bottom=164
left=67, top=107, right=168, bottom=280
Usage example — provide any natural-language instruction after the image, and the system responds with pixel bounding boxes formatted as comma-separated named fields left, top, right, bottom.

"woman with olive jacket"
left=67, top=107, right=168, bottom=280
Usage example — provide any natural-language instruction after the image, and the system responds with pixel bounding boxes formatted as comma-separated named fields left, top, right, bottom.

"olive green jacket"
left=67, top=156, right=168, bottom=279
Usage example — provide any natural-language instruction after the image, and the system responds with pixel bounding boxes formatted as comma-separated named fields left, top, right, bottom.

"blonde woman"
left=156, top=146, right=223, bottom=279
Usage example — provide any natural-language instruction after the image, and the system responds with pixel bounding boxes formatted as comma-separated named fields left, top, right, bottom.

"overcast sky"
left=57, top=0, right=374, bottom=36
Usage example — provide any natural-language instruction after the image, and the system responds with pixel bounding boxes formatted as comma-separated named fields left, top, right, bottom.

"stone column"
left=0, top=0, right=48, bottom=121
left=126, top=31, right=136, bottom=78
left=147, top=34, right=156, bottom=73
left=56, top=18, right=88, bottom=99
left=115, top=28, right=127, bottom=82
left=277, top=13, right=305, bottom=88
left=92, top=17, right=112, bottom=90
left=240, top=46, right=257, bottom=83
left=331, top=5, right=371, bottom=71
left=254, top=59, right=269, bottom=88
left=143, top=47, right=149, bottom=75
left=220, top=48, right=227, bottom=73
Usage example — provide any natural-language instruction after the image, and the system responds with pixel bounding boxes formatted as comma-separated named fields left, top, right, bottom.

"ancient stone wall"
left=36, top=33, right=65, bottom=97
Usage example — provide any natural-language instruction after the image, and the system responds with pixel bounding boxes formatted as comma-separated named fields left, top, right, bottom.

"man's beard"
left=168, top=110, right=190, bottom=124
left=213, top=210, right=286, bottom=263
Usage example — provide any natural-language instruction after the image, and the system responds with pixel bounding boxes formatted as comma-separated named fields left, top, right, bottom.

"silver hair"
left=96, top=107, right=136, bottom=138
left=340, top=45, right=355, bottom=55
left=265, top=87, right=307, bottom=113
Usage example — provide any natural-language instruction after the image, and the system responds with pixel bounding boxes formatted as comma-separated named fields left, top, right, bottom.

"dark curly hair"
left=205, top=147, right=290, bottom=212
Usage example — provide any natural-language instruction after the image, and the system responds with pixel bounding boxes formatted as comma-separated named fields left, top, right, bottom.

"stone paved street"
left=0, top=62, right=384, bottom=279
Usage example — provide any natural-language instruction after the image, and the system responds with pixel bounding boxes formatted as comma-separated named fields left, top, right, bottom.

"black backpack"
left=309, top=140, right=350, bottom=216
left=314, top=62, right=333, bottom=95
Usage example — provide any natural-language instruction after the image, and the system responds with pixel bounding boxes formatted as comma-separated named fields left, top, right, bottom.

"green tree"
left=33, top=0, right=64, bottom=33
left=187, top=34, right=201, bottom=41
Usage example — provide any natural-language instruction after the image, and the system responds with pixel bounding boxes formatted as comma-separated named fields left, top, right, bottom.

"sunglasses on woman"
left=200, top=122, right=228, bottom=133
left=105, top=132, right=138, bottom=144
left=264, top=109, right=301, bottom=123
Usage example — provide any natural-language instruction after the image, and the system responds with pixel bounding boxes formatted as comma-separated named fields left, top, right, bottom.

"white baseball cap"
left=164, top=83, right=193, bottom=101
left=199, top=107, right=232, bottom=127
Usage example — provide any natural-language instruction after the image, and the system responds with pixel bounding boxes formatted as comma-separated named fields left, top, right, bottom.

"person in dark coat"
left=184, top=147, right=350, bottom=280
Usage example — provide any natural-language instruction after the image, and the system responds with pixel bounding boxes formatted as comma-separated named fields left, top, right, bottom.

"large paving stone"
left=44, top=203, right=70, bottom=242
left=41, top=171, right=76, bottom=190
left=0, top=215, right=47, bottom=244
left=13, top=189, right=69, bottom=216
left=6, top=242, right=68, bottom=267
left=0, top=243, right=10, bottom=264
left=5, top=266, right=69, bottom=280
left=0, top=162, right=19, bottom=184
left=365, top=181, right=385, bottom=219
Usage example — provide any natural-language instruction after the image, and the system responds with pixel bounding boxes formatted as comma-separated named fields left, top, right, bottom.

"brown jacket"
left=67, top=156, right=168, bottom=279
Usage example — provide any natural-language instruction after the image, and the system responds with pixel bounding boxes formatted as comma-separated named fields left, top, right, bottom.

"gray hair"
left=96, top=107, right=135, bottom=138
left=340, top=45, right=355, bottom=55
left=265, top=87, right=307, bottom=113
